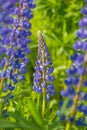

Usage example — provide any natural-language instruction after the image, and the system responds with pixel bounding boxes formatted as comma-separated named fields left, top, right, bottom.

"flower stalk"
left=33, top=31, right=56, bottom=118
left=42, top=50, right=46, bottom=118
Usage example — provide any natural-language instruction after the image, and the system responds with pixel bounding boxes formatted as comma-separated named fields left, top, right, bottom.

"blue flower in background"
left=33, top=31, right=56, bottom=100
left=60, top=0, right=87, bottom=126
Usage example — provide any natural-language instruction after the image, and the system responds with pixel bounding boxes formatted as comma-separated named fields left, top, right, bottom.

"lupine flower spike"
left=60, top=0, right=87, bottom=129
left=0, top=0, right=35, bottom=117
left=33, top=31, right=56, bottom=118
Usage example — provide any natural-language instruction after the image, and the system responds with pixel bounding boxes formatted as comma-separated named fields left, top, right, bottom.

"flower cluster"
left=60, top=0, right=87, bottom=126
left=0, top=0, right=35, bottom=116
left=0, top=0, right=35, bottom=93
left=33, top=31, right=56, bottom=100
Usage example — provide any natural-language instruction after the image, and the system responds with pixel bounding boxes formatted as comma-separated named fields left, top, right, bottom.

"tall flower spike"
left=33, top=31, right=56, bottom=101
left=0, top=0, right=35, bottom=91
left=0, top=0, right=35, bottom=116
left=61, top=0, right=87, bottom=128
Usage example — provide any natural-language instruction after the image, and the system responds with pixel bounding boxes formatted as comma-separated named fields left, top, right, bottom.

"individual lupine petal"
left=76, top=28, right=87, bottom=38
left=73, top=40, right=83, bottom=50
left=8, top=85, right=15, bottom=91
left=77, top=66, right=85, bottom=75
left=48, top=67, right=54, bottom=74
left=6, top=48, right=14, bottom=56
left=81, top=5, right=87, bottom=15
left=61, top=90, right=68, bottom=97
left=82, top=106, right=87, bottom=115
left=70, top=53, right=78, bottom=61
left=0, top=46, right=6, bottom=54
left=64, top=76, right=79, bottom=86
left=34, top=72, right=42, bottom=79
left=33, top=86, right=38, bottom=92
left=37, top=87, right=42, bottom=93
left=47, top=84, right=56, bottom=96
left=79, top=17, right=87, bottom=27
left=20, top=20, right=31, bottom=29
left=46, top=75, right=55, bottom=82
left=82, top=42, right=87, bottom=50
left=61, top=87, right=75, bottom=98
left=75, top=54, right=84, bottom=65
left=3, top=16, right=13, bottom=24
left=40, top=65, right=45, bottom=72
left=41, top=82, right=46, bottom=88
left=46, top=94, right=50, bottom=101
left=66, top=65, right=77, bottom=75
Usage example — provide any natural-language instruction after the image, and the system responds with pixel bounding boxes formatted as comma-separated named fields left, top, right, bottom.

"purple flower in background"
left=60, top=0, right=87, bottom=126
left=33, top=31, right=56, bottom=100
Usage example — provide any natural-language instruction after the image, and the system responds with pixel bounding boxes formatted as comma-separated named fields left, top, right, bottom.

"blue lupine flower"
left=0, top=0, right=35, bottom=116
left=33, top=31, right=56, bottom=100
left=0, top=0, right=35, bottom=93
left=60, top=0, right=87, bottom=126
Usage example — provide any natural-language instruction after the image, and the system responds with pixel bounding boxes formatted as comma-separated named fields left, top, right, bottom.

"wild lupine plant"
left=0, top=0, right=35, bottom=117
left=60, top=0, right=87, bottom=129
left=33, top=31, right=56, bottom=118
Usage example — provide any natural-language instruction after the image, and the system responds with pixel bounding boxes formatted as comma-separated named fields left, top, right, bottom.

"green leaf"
left=8, top=112, right=42, bottom=129
left=28, top=99, right=43, bottom=126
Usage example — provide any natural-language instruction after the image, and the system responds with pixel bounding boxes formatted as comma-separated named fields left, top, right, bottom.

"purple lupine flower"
left=33, top=31, right=56, bottom=100
left=60, top=0, right=87, bottom=126
left=0, top=0, right=35, bottom=117
left=0, top=0, right=35, bottom=116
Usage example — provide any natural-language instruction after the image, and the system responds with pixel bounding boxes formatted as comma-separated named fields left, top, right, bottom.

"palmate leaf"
left=28, top=99, right=43, bottom=126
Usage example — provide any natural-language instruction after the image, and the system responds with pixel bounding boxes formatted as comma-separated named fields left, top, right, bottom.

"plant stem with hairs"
left=0, top=79, right=4, bottom=117
left=65, top=76, right=83, bottom=130
left=33, top=31, right=56, bottom=118
left=42, top=50, right=46, bottom=118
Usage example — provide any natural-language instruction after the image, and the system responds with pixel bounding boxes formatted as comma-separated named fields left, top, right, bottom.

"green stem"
left=0, top=79, right=4, bottom=117
left=41, top=48, right=46, bottom=119
left=37, top=94, right=40, bottom=111
left=65, top=76, right=83, bottom=130
left=42, top=88, right=45, bottom=118
left=65, top=122, right=71, bottom=130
